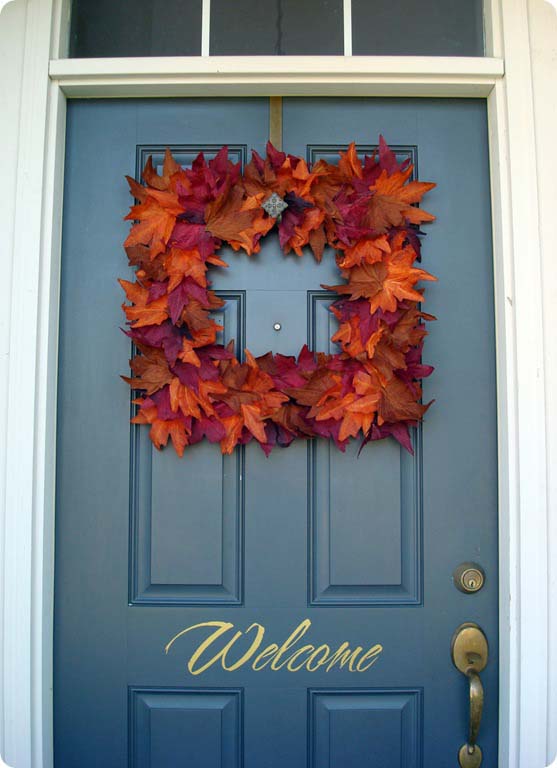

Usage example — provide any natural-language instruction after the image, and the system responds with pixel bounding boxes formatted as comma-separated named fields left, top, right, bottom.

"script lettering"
left=165, top=619, right=383, bottom=675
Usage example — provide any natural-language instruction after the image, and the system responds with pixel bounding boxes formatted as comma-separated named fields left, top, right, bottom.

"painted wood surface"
left=54, top=97, right=498, bottom=767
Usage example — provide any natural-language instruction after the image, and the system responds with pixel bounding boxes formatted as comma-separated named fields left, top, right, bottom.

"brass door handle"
left=451, top=623, right=489, bottom=768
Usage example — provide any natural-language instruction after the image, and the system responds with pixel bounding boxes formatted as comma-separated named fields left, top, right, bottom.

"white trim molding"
left=0, top=1, right=555, bottom=767
left=0, top=0, right=26, bottom=762
left=201, top=0, right=210, bottom=57
left=487, top=0, right=551, bottom=763
left=528, top=0, right=557, bottom=763
left=1, top=0, right=58, bottom=764
left=343, top=0, right=352, bottom=56
left=48, top=55, right=504, bottom=98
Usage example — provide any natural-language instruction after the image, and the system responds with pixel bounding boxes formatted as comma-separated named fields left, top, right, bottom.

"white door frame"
left=1, top=0, right=555, bottom=766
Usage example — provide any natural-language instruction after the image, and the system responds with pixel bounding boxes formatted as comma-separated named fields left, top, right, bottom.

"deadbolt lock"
left=453, top=563, right=485, bottom=594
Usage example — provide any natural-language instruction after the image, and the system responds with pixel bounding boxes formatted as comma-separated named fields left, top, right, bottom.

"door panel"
left=55, top=98, right=497, bottom=767
left=310, top=689, right=421, bottom=768
left=131, top=291, right=245, bottom=605
left=130, top=688, right=243, bottom=768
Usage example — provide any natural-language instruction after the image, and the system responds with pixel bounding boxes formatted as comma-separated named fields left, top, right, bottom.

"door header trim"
left=49, top=55, right=504, bottom=98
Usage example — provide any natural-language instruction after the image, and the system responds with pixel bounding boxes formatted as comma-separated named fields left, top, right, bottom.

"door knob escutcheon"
left=451, top=623, right=488, bottom=767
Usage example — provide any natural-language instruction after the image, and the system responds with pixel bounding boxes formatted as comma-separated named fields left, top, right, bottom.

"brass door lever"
left=451, top=623, right=489, bottom=767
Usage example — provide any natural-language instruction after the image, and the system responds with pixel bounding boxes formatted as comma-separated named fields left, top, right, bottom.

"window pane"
left=210, top=0, right=344, bottom=55
left=69, top=0, right=202, bottom=58
left=352, top=0, right=484, bottom=56
left=69, top=0, right=484, bottom=58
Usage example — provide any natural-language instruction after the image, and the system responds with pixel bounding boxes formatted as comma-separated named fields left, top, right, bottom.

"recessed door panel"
left=309, top=689, right=422, bottom=768
left=129, top=688, right=243, bottom=768
left=130, top=292, right=245, bottom=605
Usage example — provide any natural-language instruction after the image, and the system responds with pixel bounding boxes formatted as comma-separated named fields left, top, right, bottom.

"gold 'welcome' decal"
left=164, top=619, right=383, bottom=676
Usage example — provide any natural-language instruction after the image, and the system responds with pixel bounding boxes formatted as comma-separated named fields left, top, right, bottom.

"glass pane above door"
left=352, top=0, right=484, bottom=56
left=69, top=0, right=203, bottom=58
left=68, top=0, right=485, bottom=58
left=210, top=0, right=344, bottom=55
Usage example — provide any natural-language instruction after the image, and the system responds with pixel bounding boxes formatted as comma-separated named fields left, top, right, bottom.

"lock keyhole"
left=453, top=562, right=485, bottom=594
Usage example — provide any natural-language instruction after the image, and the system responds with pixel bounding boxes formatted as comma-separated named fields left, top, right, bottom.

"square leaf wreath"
left=119, top=138, right=436, bottom=457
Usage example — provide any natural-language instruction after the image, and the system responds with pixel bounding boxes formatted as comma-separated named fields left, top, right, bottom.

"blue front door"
left=55, top=98, right=498, bottom=767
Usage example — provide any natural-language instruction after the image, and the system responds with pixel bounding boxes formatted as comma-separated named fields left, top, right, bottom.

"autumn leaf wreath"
left=119, top=138, right=437, bottom=458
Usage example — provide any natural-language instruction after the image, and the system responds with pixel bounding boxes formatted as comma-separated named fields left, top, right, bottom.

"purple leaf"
left=378, top=135, right=401, bottom=175
left=151, top=387, right=178, bottom=419
left=168, top=278, right=211, bottom=324
left=147, top=281, right=168, bottom=303
left=170, top=222, right=216, bottom=259
left=198, top=344, right=234, bottom=361
left=297, top=345, right=318, bottom=373
left=125, top=322, right=184, bottom=367
left=266, top=142, right=286, bottom=170
left=190, top=417, right=226, bottom=444
left=171, top=361, right=200, bottom=389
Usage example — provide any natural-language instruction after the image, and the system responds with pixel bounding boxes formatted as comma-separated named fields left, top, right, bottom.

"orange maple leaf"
left=220, top=414, right=244, bottom=455
left=241, top=403, right=268, bottom=443
left=337, top=142, right=363, bottom=181
left=142, top=149, right=183, bottom=191
left=125, top=244, right=167, bottom=281
left=323, top=376, right=383, bottom=439
left=338, top=395, right=380, bottom=441
left=332, top=317, right=384, bottom=358
left=132, top=403, right=189, bottom=457
left=177, top=338, right=201, bottom=367
left=367, top=244, right=436, bottom=313
left=336, top=235, right=391, bottom=269
left=286, top=207, right=326, bottom=257
left=119, top=279, right=169, bottom=327
left=377, top=377, right=429, bottom=425
left=285, top=369, right=340, bottom=407
left=164, top=247, right=208, bottom=291
left=122, top=344, right=173, bottom=395
left=206, top=186, right=273, bottom=255
left=365, top=168, right=436, bottom=233
left=169, top=378, right=206, bottom=419
left=309, top=392, right=357, bottom=422
left=125, top=194, right=183, bottom=259
left=389, top=306, right=435, bottom=351
left=190, top=321, right=223, bottom=348
left=168, top=377, right=228, bottom=421
left=324, top=241, right=436, bottom=314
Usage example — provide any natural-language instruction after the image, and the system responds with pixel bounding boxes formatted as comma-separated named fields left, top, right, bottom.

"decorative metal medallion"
left=261, top=192, right=288, bottom=219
